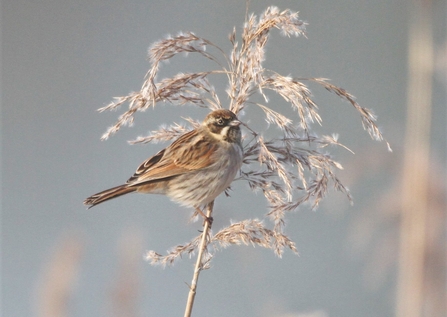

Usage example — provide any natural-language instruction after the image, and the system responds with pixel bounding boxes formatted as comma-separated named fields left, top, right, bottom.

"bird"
left=84, top=109, right=243, bottom=220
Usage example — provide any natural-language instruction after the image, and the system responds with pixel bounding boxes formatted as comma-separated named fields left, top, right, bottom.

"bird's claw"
left=202, top=216, right=213, bottom=227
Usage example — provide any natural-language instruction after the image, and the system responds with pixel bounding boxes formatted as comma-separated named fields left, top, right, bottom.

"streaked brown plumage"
left=84, top=109, right=243, bottom=215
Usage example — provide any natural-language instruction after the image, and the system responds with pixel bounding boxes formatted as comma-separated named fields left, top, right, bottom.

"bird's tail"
left=84, top=185, right=136, bottom=208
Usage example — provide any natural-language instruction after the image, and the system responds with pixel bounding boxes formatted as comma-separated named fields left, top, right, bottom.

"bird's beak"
left=229, top=119, right=241, bottom=127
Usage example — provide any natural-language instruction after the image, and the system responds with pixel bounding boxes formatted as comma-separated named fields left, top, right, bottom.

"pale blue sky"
left=3, top=1, right=446, bottom=316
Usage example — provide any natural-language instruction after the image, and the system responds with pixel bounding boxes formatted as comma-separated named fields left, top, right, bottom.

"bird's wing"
left=127, top=129, right=218, bottom=186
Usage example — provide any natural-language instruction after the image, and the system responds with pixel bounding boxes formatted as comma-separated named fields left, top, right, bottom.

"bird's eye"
left=216, top=118, right=225, bottom=126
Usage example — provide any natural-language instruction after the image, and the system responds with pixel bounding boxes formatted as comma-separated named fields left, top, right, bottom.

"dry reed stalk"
left=35, top=236, right=83, bottom=317
left=397, top=1, right=434, bottom=316
left=110, top=231, right=142, bottom=317
left=184, top=202, right=214, bottom=317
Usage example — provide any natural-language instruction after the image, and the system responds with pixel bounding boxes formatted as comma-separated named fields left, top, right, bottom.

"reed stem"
left=184, top=201, right=214, bottom=317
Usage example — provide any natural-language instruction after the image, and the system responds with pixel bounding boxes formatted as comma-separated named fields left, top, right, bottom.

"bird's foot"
left=195, top=207, right=213, bottom=227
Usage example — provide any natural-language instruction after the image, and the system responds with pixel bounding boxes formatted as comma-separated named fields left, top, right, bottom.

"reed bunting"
left=84, top=109, right=243, bottom=219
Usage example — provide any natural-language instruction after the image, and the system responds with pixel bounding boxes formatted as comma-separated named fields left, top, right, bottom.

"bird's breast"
left=165, top=142, right=243, bottom=207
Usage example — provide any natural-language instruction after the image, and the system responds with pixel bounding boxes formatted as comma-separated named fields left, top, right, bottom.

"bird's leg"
left=195, top=207, right=213, bottom=227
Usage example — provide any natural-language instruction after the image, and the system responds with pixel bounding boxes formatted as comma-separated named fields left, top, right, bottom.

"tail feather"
left=84, top=185, right=136, bottom=208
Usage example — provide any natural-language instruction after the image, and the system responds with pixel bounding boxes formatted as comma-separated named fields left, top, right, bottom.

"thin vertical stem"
left=396, top=1, right=433, bottom=317
left=184, top=201, right=214, bottom=317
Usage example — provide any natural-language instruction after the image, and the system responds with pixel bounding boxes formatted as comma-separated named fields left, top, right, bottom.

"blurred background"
left=2, top=0, right=446, bottom=316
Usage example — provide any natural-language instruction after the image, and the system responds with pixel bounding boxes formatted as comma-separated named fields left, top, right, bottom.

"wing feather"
left=126, top=129, right=218, bottom=186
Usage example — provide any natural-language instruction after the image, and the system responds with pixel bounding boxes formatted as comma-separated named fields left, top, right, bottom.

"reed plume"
left=94, top=5, right=389, bottom=316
